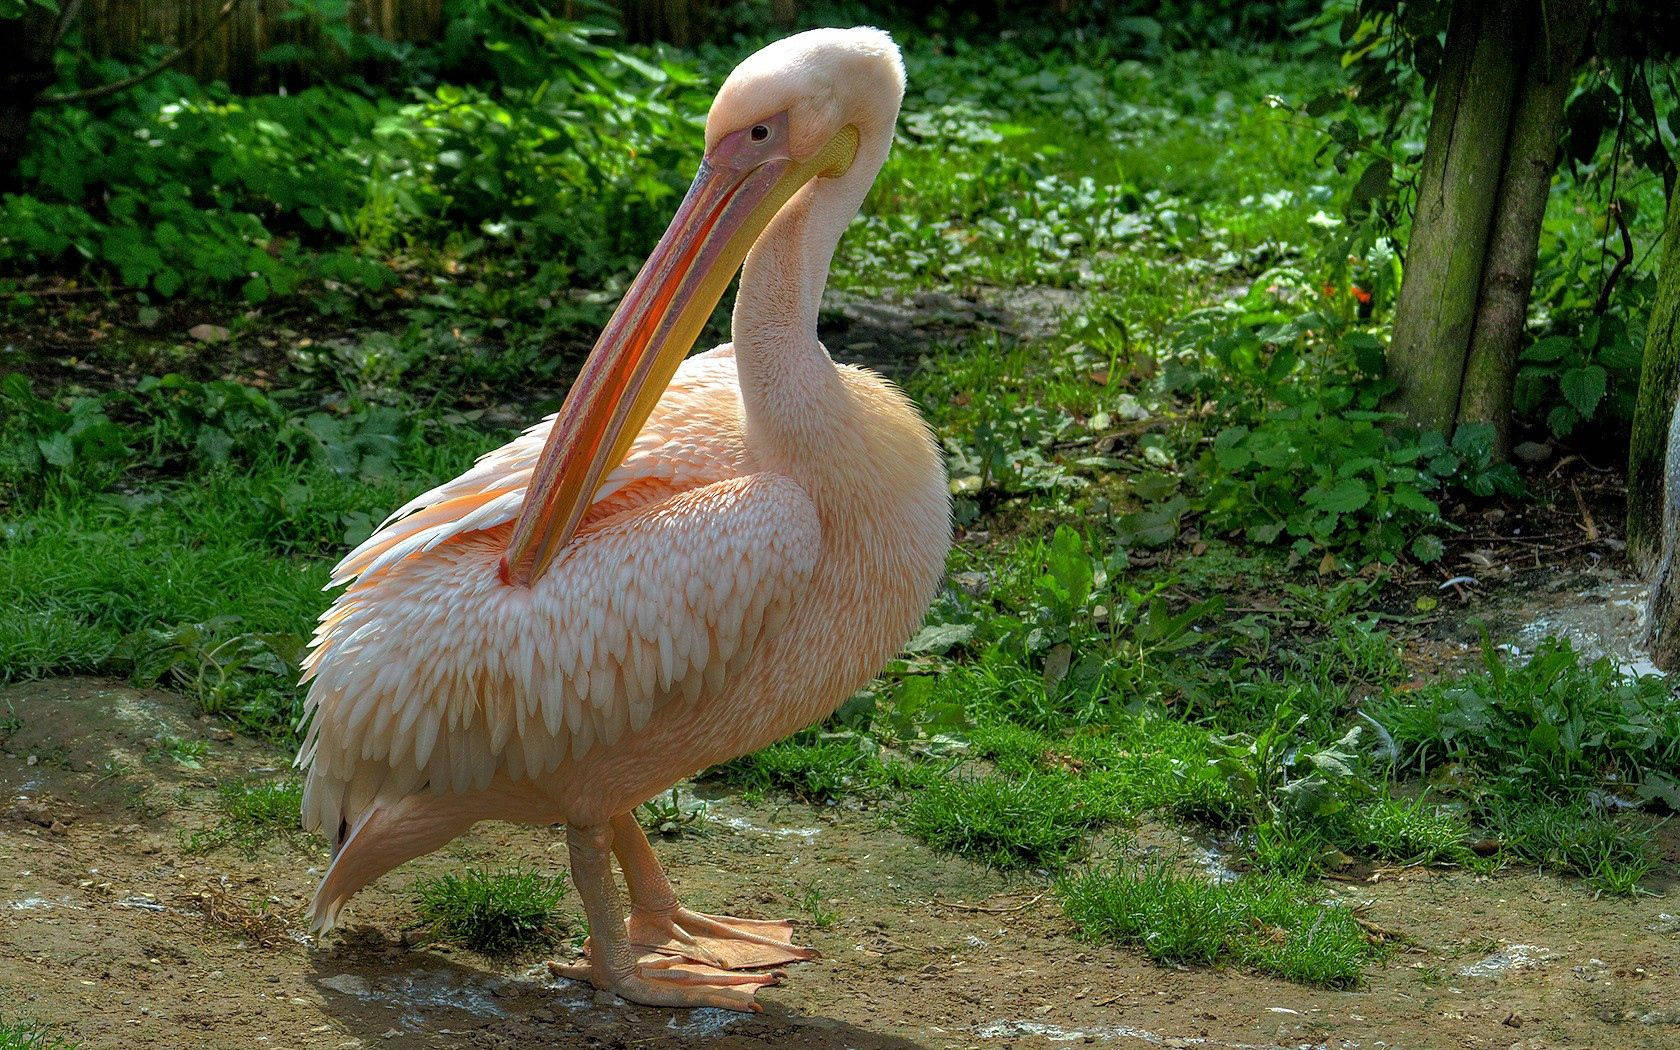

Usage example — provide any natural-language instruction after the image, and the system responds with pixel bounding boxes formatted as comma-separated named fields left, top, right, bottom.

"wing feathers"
left=298, top=471, right=820, bottom=842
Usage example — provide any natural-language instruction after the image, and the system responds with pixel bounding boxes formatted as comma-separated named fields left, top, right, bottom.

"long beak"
left=500, top=123, right=860, bottom=586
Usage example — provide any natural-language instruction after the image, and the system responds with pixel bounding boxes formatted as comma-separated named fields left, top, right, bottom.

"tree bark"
left=1383, top=0, right=1524, bottom=434
left=1643, top=396, right=1680, bottom=670
left=1456, top=4, right=1591, bottom=456
left=1628, top=179, right=1680, bottom=574
left=0, top=3, right=71, bottom=192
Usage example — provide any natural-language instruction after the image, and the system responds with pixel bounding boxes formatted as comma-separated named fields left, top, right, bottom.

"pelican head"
left=501, top=27, right=906, bottom=585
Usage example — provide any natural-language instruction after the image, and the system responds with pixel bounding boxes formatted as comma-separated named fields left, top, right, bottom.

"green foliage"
left=636, top=787, right=708, bottom=838
left=413, top=867, right=569, bottom=955
left=1208, top=707, right=1368, bottom=834
left=1513, top=307, right=1648, bottom=440
left=1058, top=863, right=1377, bottom=986
left=1183, top=288, right=1520, bottom=564
left=1202, top=399, right=1442, bottom=564
left=1341, top=792, right=1472, bottom=866
left=0, top=373, right=499, bottom=740
left=4, top=19, right=709, bottom=348
left=0, top=374, right=130, bottom=501
left=1, top=371, right=422, bottom=517
left=145, top=734, right=209, bottom=768
left=1369, top=640, right=1680, bottom=808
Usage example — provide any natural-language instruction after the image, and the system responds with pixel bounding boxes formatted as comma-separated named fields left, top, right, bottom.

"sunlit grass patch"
left=414, top=868, right=569, bottom=955
left=186, top=779, right=307, bottom=856
left=1058, top=863, right=1377, bottom=987
left=903, top=772, right=1093, bottom=870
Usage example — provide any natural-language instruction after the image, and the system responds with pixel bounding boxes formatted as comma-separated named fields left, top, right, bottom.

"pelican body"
left=296, top=28, right=950, bottom=1010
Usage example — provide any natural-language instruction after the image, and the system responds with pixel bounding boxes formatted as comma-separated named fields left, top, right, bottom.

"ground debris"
left=177, top=880, right=295, bottom=949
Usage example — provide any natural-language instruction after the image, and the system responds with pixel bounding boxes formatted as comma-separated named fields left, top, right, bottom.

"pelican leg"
left=610, top=811, right=818, bottom=970
left=547, top=822, right=777, bottom=1012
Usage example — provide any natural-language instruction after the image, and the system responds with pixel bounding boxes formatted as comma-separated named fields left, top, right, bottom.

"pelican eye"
left=750, top=124, right=770, bottom=142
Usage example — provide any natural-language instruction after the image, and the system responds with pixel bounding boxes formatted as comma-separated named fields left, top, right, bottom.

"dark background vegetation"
left=3, top=0, right=1680, bottom=1008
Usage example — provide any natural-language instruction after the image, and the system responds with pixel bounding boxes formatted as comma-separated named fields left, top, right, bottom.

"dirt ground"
left=1, top=676, right=1677, bottom=1050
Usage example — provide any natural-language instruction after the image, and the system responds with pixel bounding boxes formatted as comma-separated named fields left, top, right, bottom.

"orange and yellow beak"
left=501, top=116, right=859, bottom=585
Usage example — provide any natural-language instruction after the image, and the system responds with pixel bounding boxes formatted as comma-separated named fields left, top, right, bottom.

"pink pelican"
left=296, top=27, right=950, bottom=1011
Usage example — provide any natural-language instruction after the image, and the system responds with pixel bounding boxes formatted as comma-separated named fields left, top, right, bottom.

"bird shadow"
left=309, top=929, right=933, bottom=1049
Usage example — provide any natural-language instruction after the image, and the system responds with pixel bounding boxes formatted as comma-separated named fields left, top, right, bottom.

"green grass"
left=1369, top=639, right=1680, bottom=806
left=413, top=868, right=570, bottom=955
left=1478, top=797, right=1657, bottom=895
left=0, top=418, right=501, bottom=740
left=0, top=1019, right=78, bottom=1050
left=1057, top=863, right=1378, bottom=987
left=1340, top=794, right=1474, bottom=867
left=714, top=733, right=893, bottom=803
left=903, top=773, right=1094, bottom=870
left=185, top=779, right=307, bottom=856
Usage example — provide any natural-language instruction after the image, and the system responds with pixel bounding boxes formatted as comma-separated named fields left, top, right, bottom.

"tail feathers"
left=308, top=791, right=483, bottom=935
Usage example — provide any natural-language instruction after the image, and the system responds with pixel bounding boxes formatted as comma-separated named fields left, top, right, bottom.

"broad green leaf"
left=1410, top=534, right=1445, bottom=563
left=904, top=622, right=976, bottom=655
left=1308, top=477, right=1370, bottom=514
left=1559, top=365, right=1607, bottom=419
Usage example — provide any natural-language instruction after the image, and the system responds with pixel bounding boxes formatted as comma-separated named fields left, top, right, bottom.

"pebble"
left=318, top=974, right=371, bottom=996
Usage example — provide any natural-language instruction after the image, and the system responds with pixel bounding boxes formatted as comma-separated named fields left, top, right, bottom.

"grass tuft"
left=714, top=734, right=886, bottom=803
left=1057, top=863, right=1377, bottom=987
left=1480, top=797, right=1656, bottom=895
left=903, top=773, right=1092, bottom=870
left=1342, top=794, right=1474, bottom=867
left=185, top=779, right=306, bottom=856
left=0, top=1019, right=78, bottom=1050
left=413, top=867, right=569, bottom=955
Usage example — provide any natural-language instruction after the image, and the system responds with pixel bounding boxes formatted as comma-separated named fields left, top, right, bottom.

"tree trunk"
left=1643, top=397, right=1680, bottom=670
left=0, top=4, right=70, bottom=191
left=618, top=0, right=693, bottom=46
left=1383, top=0, right=1524, bottom=434
left=1628, top=180, right=1680, bottom=574
left=1456, top=5, right=1591, bottom=457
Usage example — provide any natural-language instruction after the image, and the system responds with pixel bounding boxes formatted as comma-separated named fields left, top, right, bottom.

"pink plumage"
left=294, top=23, right=950, bottom=1015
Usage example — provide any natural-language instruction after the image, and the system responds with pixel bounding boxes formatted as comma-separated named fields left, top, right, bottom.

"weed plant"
left=413, top=868, right=570, bottom=955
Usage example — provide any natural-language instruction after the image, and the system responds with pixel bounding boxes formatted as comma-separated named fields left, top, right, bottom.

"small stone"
left=188, top=324, right=231, bottom=343
left=951, top=571, right=991, bottom=597
left=9, top=800, right=53, bottom=827
left=318, top=973, right=369, bottom=996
